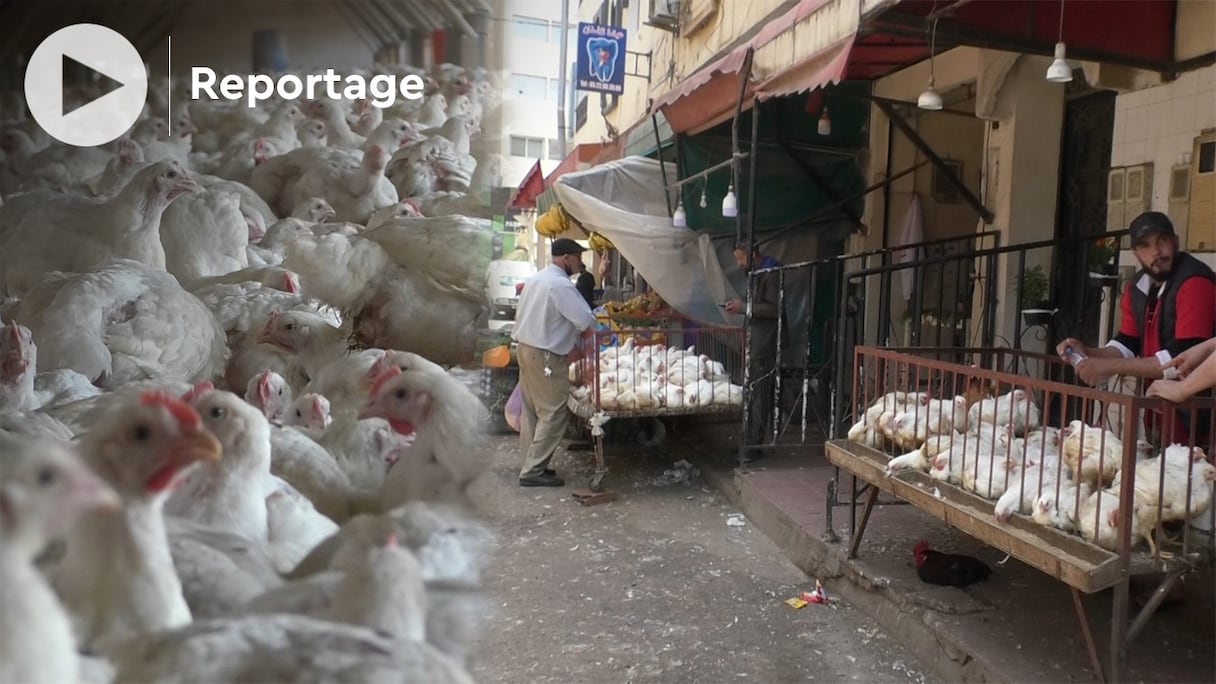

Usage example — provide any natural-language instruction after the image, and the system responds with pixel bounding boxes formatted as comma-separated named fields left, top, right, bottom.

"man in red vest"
left=1057, top=211, right=1215, bottom=442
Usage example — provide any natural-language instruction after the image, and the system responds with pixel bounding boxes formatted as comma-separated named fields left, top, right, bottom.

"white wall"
left=155, top=1, right=376, bottom=75
left=1112, top=64, right=1216, bottom=272
left=499, top=0, right=570, bottom=186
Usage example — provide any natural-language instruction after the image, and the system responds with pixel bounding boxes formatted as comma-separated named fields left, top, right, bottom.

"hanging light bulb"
left=1046, top=2, right=1072, bottom=83
left=1046, top=43, right=1072, bottom=82
left=721, top=183, right=738, bottom=218
left=673, top=200, right=687, bottom=227
left=918, top=16, right=943, bottom=111
left=817, top=106, right=832, bottom=136
left=918, top=75, right=943, bottom=110
left=699, top=185, right=708, bottom=208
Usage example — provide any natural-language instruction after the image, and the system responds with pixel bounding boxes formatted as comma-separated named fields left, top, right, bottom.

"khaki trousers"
left=517, top=343, right=571, bottom=478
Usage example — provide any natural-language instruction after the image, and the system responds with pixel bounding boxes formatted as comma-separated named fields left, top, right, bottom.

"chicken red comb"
left=6, top=320, right=20, bottom=345
left=139, top=391, right=201, bottom=430
left=181, top=381, right=215, bottom=404
left=369, top=366, right=403, bottom=399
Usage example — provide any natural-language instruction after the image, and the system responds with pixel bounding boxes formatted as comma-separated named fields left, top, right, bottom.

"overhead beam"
left=431, top=0, right=479, bottom=39
left=875, top=99, right=994, bottom=223
left=364, top=0, right=410, bottom=45
left=775, top=138, right=866, bottom=231
left=869, top=11, right=1172, bottom=74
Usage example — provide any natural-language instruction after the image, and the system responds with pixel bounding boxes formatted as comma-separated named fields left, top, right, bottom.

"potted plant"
left=1087, top=236, right=1120, bottom=279
left=1018, top=264, right=1055, bottom=326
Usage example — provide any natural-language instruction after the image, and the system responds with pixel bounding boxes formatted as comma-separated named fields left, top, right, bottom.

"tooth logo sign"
left=587, top=38, right=618, bottom=83
left=576, top=23, right=626, bottom=96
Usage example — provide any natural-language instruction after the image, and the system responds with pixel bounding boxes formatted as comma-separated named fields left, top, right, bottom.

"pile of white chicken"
left=0, top=62, right=503, bottom=683
left=569, top=337, right=745, bottom=411
left=848, top=387, right=1216, bottom=555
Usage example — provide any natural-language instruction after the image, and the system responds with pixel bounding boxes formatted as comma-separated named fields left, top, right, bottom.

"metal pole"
left=735, top=48, right=755, bottom=466
left=556, top=0, right=571, bottom=159
left=652, top=112, right=673, bottom=216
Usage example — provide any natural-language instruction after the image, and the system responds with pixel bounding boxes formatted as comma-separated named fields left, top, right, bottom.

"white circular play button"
left=24, top=23, right=148, bottom=147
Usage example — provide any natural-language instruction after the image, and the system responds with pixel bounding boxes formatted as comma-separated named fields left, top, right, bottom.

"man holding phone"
left=723, top=243, right=787, bottom=461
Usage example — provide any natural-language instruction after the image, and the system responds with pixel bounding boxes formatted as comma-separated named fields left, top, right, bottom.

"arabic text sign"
left=576, top=22, right=627, bottom=95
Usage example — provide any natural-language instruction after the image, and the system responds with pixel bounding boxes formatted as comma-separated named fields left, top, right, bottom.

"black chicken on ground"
left=912, top=541, right=991, bottom=588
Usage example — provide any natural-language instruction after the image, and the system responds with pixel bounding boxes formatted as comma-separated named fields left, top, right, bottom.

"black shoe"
left=740, top=448, right=767, bottom=464
left=544, top=468, right=556, bottom=477
left=520, top=473, right=565, bottom=487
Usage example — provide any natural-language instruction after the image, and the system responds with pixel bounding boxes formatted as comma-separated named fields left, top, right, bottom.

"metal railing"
left=828, top=344, right=1214, bottom=682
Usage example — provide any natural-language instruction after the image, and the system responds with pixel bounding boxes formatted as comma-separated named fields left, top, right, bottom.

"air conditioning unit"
left=1124, top=162, right=1152, bottom=220
left=680, top=0, right=720, bottom=37
left=1105, top=167, right=1125, bottom=231
left=1187, top=130, right=1215, bottom=252
left=647, top=0, right=680, bottom=32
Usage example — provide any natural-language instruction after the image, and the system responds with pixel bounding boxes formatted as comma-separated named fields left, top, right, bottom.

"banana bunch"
left=588, top=232, right=614, bottom=253
left=535, top=204, right=571, bottom=238
left=603, top=291, right=669, bottom=316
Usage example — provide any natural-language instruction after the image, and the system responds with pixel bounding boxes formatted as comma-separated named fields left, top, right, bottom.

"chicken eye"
left=295, top=409, right=303, bottom=418
left=36, top=467, right=56, bottom=486
left=209, top=406, right=225, bottom=419
left=133, top=424, right=150, bottom=441
left=284, top=323, right=295, bottom=331
left=167, top=171, right=177, bottom=179
left=276, top=387, right=284, bottom=396
left=395, top=389, right=408, bottom=400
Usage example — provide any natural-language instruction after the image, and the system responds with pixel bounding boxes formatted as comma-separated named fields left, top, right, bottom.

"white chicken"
left=159, top=187, right=250, bottom=284
left=244, top=369, right=294, bottom=423
left=0, top=161, right=196, bottom=296
left=967, top=388, right=1040, bottom=436
left=9, top=260, right=229, bottom=387
left=1062, top=420, right=1125, bottom=488
left=170, top=384, right=338, bottom=570
left=1119, top=444, right=1216, bottom=557
left=0, top=432, right=119, bottom=684
left=50, top=390, right=222, bottom=651
left=361, top=366, right=486, bottom=509
left=1077, top=488, right=1139, bottom=551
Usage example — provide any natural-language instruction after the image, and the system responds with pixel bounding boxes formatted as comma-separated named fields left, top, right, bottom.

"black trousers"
left=746, top=355, right=778, bottom=446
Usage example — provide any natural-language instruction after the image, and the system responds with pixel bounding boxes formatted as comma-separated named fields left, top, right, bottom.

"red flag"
left=508, top=159, right=545, bottom=209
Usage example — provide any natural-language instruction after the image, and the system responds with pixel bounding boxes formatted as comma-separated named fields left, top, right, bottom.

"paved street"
left=469, top=433, right=934, bottom=683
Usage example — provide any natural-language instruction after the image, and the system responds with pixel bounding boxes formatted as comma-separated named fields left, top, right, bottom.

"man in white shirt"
left=512, top=238, right=597, bottom=486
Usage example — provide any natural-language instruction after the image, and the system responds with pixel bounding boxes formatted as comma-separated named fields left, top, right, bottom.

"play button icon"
left=25, top=24, right=148, bottom=147
left=61, top=54, right=126, bottom=116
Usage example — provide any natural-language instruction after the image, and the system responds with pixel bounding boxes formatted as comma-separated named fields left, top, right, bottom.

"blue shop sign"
left=576, top=22, right=627, bottom=95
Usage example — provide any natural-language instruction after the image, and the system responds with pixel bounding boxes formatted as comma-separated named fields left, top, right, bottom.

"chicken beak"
left=168, top=177, right=198, bottom=200
left=174, top=429, right=223, bottom=465
left=144, top=429, right=222, bottom=493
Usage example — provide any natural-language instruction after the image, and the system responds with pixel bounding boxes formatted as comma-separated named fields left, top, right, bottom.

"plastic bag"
left=505, top=382, right=523, bottom=433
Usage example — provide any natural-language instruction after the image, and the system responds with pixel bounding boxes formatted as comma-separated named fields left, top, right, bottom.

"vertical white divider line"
left=167, top=35, right=172, bottom=135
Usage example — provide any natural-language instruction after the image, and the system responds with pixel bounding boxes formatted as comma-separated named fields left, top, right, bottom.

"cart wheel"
left=589, top=472, right=607, bottom=493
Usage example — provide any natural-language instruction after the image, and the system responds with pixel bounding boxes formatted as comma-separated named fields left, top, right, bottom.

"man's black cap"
left=1128, top=211, right=1176, bottom=244
left=551, top=238, right=588, bottom=256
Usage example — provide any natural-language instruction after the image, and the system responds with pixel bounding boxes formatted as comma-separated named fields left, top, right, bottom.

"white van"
left=485, top=259, right=536, bottom=330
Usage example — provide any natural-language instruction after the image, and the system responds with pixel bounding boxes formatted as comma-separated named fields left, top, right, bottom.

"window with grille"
left=549, top=139, right=564, bottom=160
left=509, top=136, right=545, bottom=159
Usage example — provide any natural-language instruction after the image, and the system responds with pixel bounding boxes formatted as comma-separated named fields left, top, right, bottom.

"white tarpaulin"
left=896, top=193, right=924, bottom=301
left=552, top=156, right=742, bottom=325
